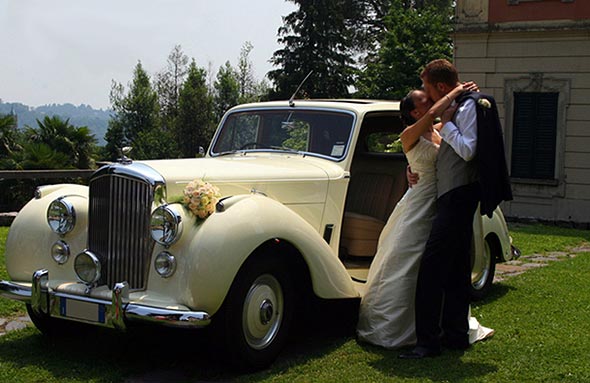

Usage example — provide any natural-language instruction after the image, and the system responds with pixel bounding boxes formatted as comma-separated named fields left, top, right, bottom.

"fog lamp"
left=74, top=251, right=101, bottom=284
left=47, top=198, right=76, bottom=235
left=154, top=251, right=176, bottom=278
left=51, top=240, right=70, bottom=264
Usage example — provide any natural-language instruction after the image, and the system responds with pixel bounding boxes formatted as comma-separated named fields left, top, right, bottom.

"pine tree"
left=213, top=61, right=240, bottom=122
left=268, top=0, right=363, bottom=100
left=156, top=45, right=190, bottom=132
left=176, top=61, right=215, bottom=157
left=105, top=62, right=175, bottom=160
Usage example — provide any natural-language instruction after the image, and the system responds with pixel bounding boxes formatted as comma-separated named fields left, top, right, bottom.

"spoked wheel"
left=470, top=236, right=497, bottom=300
left=220, top=255, right=294, bottom=370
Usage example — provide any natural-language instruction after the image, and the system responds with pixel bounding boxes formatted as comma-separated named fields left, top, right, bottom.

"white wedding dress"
left=357, top=136, right=493, bottom=349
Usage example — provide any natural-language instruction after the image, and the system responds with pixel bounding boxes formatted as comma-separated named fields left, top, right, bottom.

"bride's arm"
left=399, top=82, right=476, bottom=153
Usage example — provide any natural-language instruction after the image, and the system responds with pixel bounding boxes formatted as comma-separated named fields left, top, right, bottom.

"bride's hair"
left=400, top=90, right=417, bottom=126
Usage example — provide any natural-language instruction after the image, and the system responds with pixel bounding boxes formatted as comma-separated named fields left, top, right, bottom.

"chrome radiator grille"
left=88, top=172, right=155, bottom=290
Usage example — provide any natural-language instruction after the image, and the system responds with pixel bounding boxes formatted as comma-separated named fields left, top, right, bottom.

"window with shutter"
left=511, top=92, right=558, bottom=180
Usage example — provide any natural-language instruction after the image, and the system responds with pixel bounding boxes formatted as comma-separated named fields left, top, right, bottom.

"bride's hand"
left=462, top=81, right=479, bottom=92
left=441, top=104, right=458, bottom=126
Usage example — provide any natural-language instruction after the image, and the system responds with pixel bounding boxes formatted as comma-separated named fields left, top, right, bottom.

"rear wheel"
left=220, top=255, right=294, bottom=370
left=470, top=236, right=497, bottom=300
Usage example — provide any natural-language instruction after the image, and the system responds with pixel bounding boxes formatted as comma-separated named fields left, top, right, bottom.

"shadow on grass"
left=0, top=299, right=360, bottom=382
left=365, top=344, right=498, bottom=382
left=0, top=325, right=242, bottom=382
left=474, top=282, right=516, bottom=306
left=0, top=293, right=508, bottom=382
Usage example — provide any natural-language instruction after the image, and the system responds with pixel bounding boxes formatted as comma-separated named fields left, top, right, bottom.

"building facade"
left=454, top=0, right=590, bottom=226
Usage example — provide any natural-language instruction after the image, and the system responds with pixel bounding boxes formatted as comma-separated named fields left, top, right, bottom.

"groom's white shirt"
left=439, top=98, right=478, bottom=161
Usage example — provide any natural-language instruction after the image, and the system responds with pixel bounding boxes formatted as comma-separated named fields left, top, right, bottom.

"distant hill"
left=0, top=101, right=111, bottom=145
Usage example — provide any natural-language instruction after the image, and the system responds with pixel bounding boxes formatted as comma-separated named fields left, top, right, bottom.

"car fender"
left=5, top=184, right=89, bottom=282
left=155, top=194, right=359, bottom=316
left=481, top=207, right=513, bottom=262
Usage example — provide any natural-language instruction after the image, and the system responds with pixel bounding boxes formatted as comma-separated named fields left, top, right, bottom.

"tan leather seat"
left=342, top=170, right=407, bottom=257
left=341, top=212, right=385, bottom=257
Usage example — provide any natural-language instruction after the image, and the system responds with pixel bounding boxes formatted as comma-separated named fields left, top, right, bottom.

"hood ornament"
left=118, top=146, right=133, bottom=164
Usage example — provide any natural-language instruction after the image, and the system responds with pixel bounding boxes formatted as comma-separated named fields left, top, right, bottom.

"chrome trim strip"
left=31, top=269, right=49, bottom=315
left=209, top=106, right=358, bottom=163
left=125, top=304, right=211, bottom=328
left=0, top=280, right=32, bottom=301
left=0, top=274, right=211, bottom=329
left=91, top=162, right=165, bottom=188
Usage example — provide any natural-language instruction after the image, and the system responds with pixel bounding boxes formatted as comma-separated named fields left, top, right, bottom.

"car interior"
left=339, top=111, right=408, bottom=282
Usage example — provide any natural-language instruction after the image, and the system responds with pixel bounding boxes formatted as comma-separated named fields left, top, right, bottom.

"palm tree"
left=0, top=114, right=21, bottom=159
left=24, top=116, right=97, bottom=169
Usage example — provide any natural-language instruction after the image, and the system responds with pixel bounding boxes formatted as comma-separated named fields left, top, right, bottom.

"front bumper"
left=0, top=269, right=210, bottom=330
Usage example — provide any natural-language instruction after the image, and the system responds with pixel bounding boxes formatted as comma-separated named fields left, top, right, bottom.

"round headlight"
left=154, top=251, right=177, bottom=278
left=51, top=240, right=70, bottom=264
left=74, top=251, right=101, bottom=284
left=150, top=205, right=182, bottom=246
left=47, top=198, right=76, bottom=235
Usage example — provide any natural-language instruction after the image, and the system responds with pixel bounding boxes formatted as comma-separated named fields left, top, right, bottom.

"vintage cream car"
left=0, top=99, right=517, bottom=368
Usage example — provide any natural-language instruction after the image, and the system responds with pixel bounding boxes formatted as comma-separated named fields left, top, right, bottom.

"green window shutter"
left=511, top=92, right=558, bottom=179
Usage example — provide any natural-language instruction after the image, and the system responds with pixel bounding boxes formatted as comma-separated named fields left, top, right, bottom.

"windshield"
left=211, top=109, right=355, bottom=160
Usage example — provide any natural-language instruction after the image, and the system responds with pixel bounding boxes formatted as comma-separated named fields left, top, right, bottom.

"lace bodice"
left=405, top=136, right=439, bottom=187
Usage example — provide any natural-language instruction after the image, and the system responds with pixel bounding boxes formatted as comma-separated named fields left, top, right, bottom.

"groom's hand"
left=407, top=165, right=419, bottom=187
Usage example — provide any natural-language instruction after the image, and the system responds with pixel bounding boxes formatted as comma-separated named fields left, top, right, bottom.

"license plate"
left=59, top=297, right=106, bottom=323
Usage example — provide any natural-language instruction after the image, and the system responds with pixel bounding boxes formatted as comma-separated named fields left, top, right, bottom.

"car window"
left=211, top=109, right=355, bottom=160
left=366, top=132, right=403, bottom=153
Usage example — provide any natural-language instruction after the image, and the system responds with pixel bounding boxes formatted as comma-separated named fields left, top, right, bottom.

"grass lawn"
left=0, top=223, right=588, bottom=382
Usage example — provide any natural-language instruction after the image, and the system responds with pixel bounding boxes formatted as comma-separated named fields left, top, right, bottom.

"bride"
left=356, top=83, right=493, bottom=349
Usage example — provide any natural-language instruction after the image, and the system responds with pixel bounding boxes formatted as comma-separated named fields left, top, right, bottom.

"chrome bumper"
left=0, top=269, right=210, bottom=330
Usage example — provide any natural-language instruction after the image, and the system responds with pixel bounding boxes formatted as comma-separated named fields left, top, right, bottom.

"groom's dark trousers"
left=414, top=182, right=480, bottom=351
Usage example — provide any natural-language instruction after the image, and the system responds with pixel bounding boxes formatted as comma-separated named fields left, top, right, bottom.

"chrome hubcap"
left=242, top=274, right=283, bottom=350
left=259, top=299, right=274, bottom=325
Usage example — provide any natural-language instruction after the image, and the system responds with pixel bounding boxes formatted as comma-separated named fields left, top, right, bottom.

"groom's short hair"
left=421, top=59, right=459, bottom=87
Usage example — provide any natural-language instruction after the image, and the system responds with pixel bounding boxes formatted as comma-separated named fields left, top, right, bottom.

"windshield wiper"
left=215, top=150, right=240, bottom=156
left=268, top=146, right=306, bottom=156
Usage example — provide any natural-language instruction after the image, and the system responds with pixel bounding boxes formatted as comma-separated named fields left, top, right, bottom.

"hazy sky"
left=0, top=0, right=296, bottom=109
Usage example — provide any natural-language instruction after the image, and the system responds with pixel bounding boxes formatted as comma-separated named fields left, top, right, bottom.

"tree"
left=268, top=0, right=364, bottom=100
left=105, top=61, right=175, bottom=160
left=156, top=45, right=190, bottom=131
left=213, top=61, right=240, bottom=122
left=24, top=115, right=97, bottom=169
left=176, top=61, right=215, bottom=157
left=355, top=0, right=454, bottom=99
left=237, top=41, right=257, bottom=103
left=0, top=113, right=21, bottom=160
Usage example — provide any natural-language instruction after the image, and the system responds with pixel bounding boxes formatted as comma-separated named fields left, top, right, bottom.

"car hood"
left=140, top=154, right=345, bottom=204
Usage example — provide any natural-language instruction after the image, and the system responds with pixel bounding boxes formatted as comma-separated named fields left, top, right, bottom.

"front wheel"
left=470, top=236, right=497, bottom=300
left=26, top=303, right=76, bottom=336
left=220, top=255, right=294, bottom=370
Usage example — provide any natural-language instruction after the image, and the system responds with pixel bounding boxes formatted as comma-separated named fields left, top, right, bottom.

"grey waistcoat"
left=436, top=140, right=478, bottom=198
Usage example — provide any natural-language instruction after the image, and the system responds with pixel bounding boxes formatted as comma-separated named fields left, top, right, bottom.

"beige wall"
left=453, top=5, right=590, bottom=224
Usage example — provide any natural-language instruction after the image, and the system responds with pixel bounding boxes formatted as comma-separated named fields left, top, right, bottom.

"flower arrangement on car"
left=181, top=179, right=221, bottom=220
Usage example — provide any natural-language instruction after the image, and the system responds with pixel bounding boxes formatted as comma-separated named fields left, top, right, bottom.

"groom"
left=400, top=59, right=512, bottom=359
